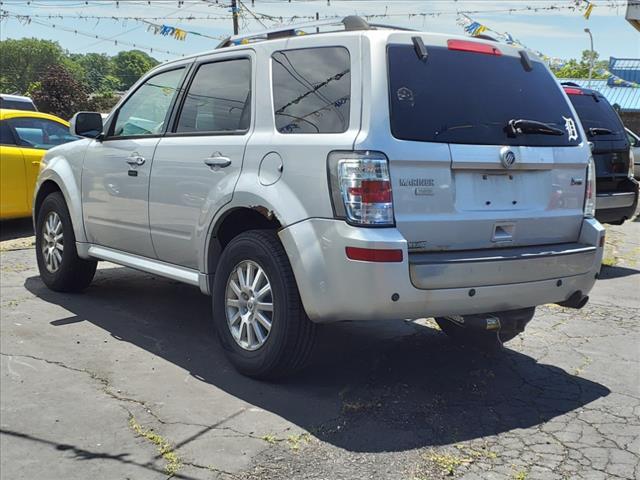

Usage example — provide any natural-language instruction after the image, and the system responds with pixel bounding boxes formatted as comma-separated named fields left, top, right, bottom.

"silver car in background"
left=33, top=17, right=604, bottom=379
left=626, top=128, right=640, bottom=179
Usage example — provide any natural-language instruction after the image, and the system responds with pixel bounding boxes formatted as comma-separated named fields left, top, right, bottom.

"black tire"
left=435, top=308, right=535, bottom=348
left=35, top=192, right=97, bottom=292
left=212, top=230, right=316, bottom=379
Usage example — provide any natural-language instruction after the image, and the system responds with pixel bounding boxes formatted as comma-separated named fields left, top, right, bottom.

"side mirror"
left=70, top=112, right=104, bottom=139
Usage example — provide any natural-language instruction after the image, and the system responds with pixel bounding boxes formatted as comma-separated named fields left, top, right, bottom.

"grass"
left=287, top=433, right=311, bottom=451
left=261, top=433, right=279, bottom=444
left=129, top=417, right=181, bottom=476
left=513, top=469, right=529, bottom=480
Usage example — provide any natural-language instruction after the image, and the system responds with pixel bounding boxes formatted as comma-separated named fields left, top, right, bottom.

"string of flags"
left=142, top=20, right=222, bottom=41
left=576, top=0, right=596, bottom=19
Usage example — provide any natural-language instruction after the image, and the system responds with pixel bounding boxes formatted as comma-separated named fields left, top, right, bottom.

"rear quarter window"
left=388, top=44, right=580, bottom=146
left=272, top=47, right=351, bottom=134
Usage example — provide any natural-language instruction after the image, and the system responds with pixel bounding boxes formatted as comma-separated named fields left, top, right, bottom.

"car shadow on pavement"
left=0, top=218, right=33, bottom=241
left=25, top=268, right=610, bottom=454
left=598, top=264, right=640, bottom=280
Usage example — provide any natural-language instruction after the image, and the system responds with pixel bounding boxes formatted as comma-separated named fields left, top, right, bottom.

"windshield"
left=387, top=44, right=580, bottom=146
left=567, top=93, right=625, bottom=140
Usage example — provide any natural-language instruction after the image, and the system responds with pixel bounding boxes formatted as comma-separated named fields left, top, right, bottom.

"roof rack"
left=216, top=15, right=415, bottom=49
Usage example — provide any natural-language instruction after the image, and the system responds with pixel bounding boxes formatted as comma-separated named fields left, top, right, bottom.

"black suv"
left=563, top=84, right=638, bottom=224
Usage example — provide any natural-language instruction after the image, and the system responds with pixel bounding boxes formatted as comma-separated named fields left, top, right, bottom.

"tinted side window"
left=7, top=117, right=78, bottom=150
left=0, top=99, right=37, bottom=111
left=176, top=59, right=251, bottom=134
left=112, top=68, right=185, bottom=138
left=272, top=47, right=350, bottom=134
left=0, top=121, right=16, bottom=145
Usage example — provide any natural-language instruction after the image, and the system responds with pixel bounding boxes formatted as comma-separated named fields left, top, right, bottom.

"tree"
left=552, top=49, right=609, bottom=79
left=69, top=53, right=114, bottom=92
left=0, top=38, right=66, bottom=94
left=31, top=64, right=88, bottom=119
left=112, top=50, right=159, bottom=90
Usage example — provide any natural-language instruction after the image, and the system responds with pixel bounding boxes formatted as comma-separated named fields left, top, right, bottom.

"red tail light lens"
left=328, top=151, right=395, bottom=226
left=348, top=180, right=392, bottom=204
left=563, top=87, right=584, bottom=95
left=447, top=39, right=502, bottom=56
left=345, top=247, right=403, bottom=262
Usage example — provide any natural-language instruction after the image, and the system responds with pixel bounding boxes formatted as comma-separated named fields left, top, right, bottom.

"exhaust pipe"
left=557, top=291, right=589, bottom=309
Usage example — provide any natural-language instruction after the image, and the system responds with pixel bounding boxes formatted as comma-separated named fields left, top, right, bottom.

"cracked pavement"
left=0, top=218, right=638, bottom=479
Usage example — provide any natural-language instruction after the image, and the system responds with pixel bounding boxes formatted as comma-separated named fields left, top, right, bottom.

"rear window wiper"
left=508, top=119, right=564, bottom=136
left=588, top=127, right=613, bottom=137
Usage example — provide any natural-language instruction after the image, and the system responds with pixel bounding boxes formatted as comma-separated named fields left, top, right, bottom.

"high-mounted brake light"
left=563, top=87, right=584, bottom=95
left=447, top=39, right=502, bottom=56
left=328, top=151, right=395, bottom=226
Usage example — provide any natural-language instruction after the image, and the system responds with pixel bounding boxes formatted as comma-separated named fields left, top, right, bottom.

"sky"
left=0, top=0, right=638, bottom=63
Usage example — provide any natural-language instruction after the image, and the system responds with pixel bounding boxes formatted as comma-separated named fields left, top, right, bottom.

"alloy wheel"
left=225, top=260, right=274, bottom=351
left=42, top=211, right=64, bottom=273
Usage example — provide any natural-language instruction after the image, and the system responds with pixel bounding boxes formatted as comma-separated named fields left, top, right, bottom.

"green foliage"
left=0, top=38, right=65, bottom=94
left=87, top=91, right=121, bottom=113
left=111, top=50, right=159, bottom=90
left=1, top=38, right=160, bottom=117
left=69, top=52, right=114, bottom=91
left=31, top=64, right=88, bottom=119
left=551, top=49, right=609, bottom=79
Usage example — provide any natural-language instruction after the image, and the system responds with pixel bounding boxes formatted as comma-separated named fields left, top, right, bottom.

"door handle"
left=204, top=156, right=231, bottom=169
left=126, top=153, right=146, bottom=167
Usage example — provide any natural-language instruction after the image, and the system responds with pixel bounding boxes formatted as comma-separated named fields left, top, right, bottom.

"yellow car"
left=0, top=109, right=79, bottom=220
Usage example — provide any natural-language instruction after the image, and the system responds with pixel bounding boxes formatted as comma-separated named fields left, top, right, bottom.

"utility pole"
left=231, top=0, right=239, bottom=35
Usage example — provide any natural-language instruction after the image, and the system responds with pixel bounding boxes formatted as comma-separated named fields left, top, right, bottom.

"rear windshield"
left=0, top=98, right=37, bottom=111
left=388, top=45, right=580, bottom=146
left=566, top=93, right=625, bottom=140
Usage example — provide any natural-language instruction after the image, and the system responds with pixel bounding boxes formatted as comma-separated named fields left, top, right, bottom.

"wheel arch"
left=34, top=163, right=87, bottom=245
left=204, top=205, right=283, bottom=281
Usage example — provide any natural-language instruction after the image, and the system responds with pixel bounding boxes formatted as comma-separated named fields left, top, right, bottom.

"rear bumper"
left=279, top=218, right=605, bottom=323
left=595, top=179, right=639, bottom=224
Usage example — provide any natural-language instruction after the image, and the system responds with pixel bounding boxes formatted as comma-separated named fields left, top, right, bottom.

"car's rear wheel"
left=35, top=192, right=97, bottom=292
left=212, top=230, right=316, bottom=379
left=435, top=307, right=535, bottom=348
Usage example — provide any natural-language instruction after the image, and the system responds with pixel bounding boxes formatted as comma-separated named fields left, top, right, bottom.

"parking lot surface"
left=1, top=218, right=638, bottom=480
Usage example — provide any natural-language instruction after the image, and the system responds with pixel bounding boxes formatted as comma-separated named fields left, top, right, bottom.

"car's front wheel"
left=35, top=192, right=97, bottom=292
left=212, top=230, right=316, bottom=379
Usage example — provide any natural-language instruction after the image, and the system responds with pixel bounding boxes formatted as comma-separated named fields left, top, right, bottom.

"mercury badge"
left=500, top=146, right=517, bottom=169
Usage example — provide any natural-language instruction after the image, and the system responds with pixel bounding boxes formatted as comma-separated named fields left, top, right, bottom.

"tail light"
left=328, top=151, right=394, bottom=226
left=584, top=158, right=596, bottom=217
left=629, top=149, right=635, bottom=178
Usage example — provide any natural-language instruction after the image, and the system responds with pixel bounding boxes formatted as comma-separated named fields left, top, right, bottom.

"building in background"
left=560, top=57, right=640, bottom=132
left=627, top=0, right=640, bottom=31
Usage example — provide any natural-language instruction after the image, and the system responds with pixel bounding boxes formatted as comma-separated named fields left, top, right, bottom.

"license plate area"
left=454, top=171, right=549, bottom=211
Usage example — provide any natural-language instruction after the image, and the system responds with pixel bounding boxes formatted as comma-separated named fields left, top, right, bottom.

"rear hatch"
left=565, top=89, right=631, bottom=192
left=385, top=38, right=587, bottom=251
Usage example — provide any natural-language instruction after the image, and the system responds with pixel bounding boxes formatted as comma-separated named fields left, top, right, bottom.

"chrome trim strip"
left=87, top=245, right=200, bottom=287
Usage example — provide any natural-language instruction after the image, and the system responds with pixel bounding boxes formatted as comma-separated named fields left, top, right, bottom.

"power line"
left=2, top=15, right=186, bottom=56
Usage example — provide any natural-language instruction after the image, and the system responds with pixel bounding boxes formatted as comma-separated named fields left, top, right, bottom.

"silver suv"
left=34, top=17, right=605, bottom=378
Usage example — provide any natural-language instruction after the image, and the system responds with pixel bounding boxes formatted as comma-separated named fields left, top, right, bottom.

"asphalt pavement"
left=0, top=217, right=638, bottom=480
